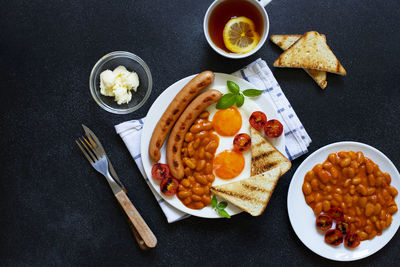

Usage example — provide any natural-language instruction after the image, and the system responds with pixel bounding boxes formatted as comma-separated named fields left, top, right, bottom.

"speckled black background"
left=1, top=0, right=400, bottom=266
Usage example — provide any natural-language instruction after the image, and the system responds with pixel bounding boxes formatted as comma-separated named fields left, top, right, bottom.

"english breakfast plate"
left=287, top=141, right=400, bottom=261
left=141, top=73, right=286, bottom=218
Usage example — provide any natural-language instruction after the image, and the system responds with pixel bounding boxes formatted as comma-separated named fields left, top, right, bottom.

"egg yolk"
left=213, top=150, right=245, bottom=179
left=212, top=107, right=242, bottom=136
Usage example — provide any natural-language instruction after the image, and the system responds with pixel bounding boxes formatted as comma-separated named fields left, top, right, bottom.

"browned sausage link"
left=166, top=89, right=222, bottom=179
left=148, top=71, right=214, bottom=162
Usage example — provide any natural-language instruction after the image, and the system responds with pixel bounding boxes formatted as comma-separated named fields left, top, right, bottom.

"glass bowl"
left=89, top=51, right=152, bottom=114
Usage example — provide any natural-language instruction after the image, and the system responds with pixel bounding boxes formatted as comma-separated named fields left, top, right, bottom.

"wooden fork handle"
left=115, top=191, right=157, bottom=248
left=128, top=219, right=149, bottom=250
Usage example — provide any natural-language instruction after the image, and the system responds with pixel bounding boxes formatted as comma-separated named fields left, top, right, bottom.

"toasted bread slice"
left=273, top=31, right=346, bottom=76
left=270, top=34, right=327, bottom=89
left=210, top=168, right=282, bottom=216
left=250, top=127, right=291, bottom=176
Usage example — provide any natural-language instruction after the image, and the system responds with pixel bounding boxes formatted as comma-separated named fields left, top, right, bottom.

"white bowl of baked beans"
left=288, top=141, right=400, bottom=261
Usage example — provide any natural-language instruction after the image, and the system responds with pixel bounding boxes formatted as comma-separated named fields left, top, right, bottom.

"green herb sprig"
left=216, top=80, right=264, bottom=109
left=212, top=195, right=231, bottom=218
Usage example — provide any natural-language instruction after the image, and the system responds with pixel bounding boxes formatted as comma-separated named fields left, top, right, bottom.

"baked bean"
left=311, top=179, right=319, bottom=190
left=366, top=161, right=374, bottom=174
left=195, top=159, right=206, bottom=171
left=185, top=132, right=194, bottom=142
left=202, top=122, right=213, bottom=131
left=343, top=179, right=352, bottom=188
left=314, top=192, right=323, bottom=202
left=388, top=186, right=398, bottom=197
left=349, top=151, right=356, bottom=160
left=379, top=210, right=386, bottom=220
left=313, top=202, right=323, bottom=215
left=356, top=206, right=362, bottom=216
left=196, top=131, right=207, bottom=139
left=207, top=174, right=215, bottom=182
left=366, top=187, right=376, bottom=196
left=201, top=137, right=210, bottom=146
left=323, top=161, right=333, bottom=169
left=370, top=194, right=378, bottom=204
left=305, top=170, right=315, bottom=181
left=374, top=203, right=382, bottom=215
left=356, top=184, right=367, bottom=196
left=333, top=194, right=343, bottom=202
left=365, top=203, right=375, bottom=217
left=386, top=214, right=392, bottom=226
left=184, top=167, right=192, bottom=177
left=360, top=231, right=368, bottom=241
left=322, top=200, right=331, bottom=212
left=382, top=189, right=391, bottom=201
left=204, top=162, right=212, bottom=174
left=188, top=176, right=195, bottom=182
left=187, top=143, right=195, bottom=157
left=193, top=201, right=204, bottom=209
left=371, top=216, right=377, bottom=222
left=384, top=173, right=391, bottom=184
left=388, top=205, right=398, bottom=214
left=318, top=183, right=326, bottom=190
left=356, top=152, right=365, bottom=164
left=331, top=200, right=339, bottom=207
left=178, top=191, right=192, bottom=199
left=181, top=179, right=190, bottom=188
left=347, top=167, right=355, bottom=178
left=190, top=124, right=202, bottom=133
left=325, top=185, right=333, bottom=192
left=193, top=138, right=200, bottom=149
left=375, top=176, right=383, bottom=187
left=348, top=208, right=356, bottom=217
left=358, top=197, right=367, bottom=208
left=195, top=174, right=208, bottom=185
left=328, top=153, right=338, bottom=164
left=340, top=157, right=351, bottom=167
left=203, top=186, right=210, bottom=195
left=349, top=185, right=356, bottom=195
left=198, top=111, right=209, bottom=119
left=205, top=152, right=213, bottom=160
left=205, top=141, right=218, bottom=153
left=350, top=160, right=359, bottom=169
left=192, top=186, right=204, bottom=196
left=202, top=195, right=212, bottom=206
left=183, top=197, right=192, bottom=205
left=352, top=177, right=362, bottom=185
left=330, top=167, right=339, bottom=179
left=305, top=195, right=315, bottom=204
left=302, top=182, right=312, bottom=195
left=325, top=194, right=333, bottom=200
left=192, top=194, right=202, bottom=202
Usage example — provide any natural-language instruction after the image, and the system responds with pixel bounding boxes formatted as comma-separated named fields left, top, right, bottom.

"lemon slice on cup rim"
left=223, top=16, right=260, bottom=54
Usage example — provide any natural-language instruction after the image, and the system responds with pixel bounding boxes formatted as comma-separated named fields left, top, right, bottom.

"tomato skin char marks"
left=316, top=214, right=333, bottom=231
left=325, top=229, right=343, bottom=246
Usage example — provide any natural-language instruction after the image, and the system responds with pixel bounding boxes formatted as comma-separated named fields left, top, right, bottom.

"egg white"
left=205, top=89, right=263, bottom=186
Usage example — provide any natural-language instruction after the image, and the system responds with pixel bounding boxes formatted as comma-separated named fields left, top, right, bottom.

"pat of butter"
left=99, top=65, right=139, bottom=105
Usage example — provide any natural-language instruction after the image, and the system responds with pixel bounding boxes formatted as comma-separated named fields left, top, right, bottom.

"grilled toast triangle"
left=273, top=31, right=346, bottom=76
left=270, top=34, right=327, bottom=89
left=210, top=168, right=282, bottom=216
left=250, top=127, right=291, bottom=176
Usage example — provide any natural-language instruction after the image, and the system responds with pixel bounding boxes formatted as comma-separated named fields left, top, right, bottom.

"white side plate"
left=287, top=141, right=400, bottom=261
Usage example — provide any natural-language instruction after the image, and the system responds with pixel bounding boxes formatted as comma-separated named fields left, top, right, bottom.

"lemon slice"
left=223, top=16, right=260, bottom=53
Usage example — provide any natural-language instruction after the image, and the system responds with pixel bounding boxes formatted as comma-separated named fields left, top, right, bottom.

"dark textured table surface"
left=1, top=0, right=400, bottom=266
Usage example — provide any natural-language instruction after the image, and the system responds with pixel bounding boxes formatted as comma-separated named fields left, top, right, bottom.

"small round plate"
left=287, top=141, right=400, bottom=261
left=141, top=73, right=285, bottom=218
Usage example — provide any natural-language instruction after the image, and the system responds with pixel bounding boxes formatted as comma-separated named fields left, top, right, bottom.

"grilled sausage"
left=166, top=89, right=222, bottom=179
left=149, top=71, right=214, bottom=162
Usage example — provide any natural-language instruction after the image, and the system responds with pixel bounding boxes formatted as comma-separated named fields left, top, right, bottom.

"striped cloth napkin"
left=115, top=58, right=311, bottom=223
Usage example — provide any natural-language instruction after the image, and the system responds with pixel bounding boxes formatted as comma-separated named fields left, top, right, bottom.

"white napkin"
left=115, top=58, right=311, bottom=223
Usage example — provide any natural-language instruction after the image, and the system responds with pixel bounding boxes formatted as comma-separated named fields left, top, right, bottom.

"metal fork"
left=76, top=136, right=157, bottom=248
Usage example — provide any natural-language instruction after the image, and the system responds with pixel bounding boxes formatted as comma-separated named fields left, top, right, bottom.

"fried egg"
left=205, top=91, right=264, bottom=185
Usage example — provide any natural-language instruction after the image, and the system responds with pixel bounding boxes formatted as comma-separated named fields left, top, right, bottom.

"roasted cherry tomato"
left=324, top=229, right=343, bottom=246
left=336, top=220, right=350, bottom=235
left=316, top=214, right=333, bottom=231
left=233, top=133, right=251, bottom=152
left=249, top=111, right=267, bottom=131
left=328, top=206, right=344, bottom=221
left=160, top=177, right=179, bottom=196
left=264, top=119, right=283, bottom=138
left=152, top=163, right=170, bottom=181
left=345, top=232, right=361, bottom=248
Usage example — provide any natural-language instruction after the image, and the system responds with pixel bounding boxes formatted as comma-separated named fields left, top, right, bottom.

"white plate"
left=141, top=73, right=285, bottom=218
left=287, top=141, right=400, bottom=261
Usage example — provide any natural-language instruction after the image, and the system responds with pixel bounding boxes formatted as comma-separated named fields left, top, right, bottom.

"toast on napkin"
left=270, top=34, right=327, bottom=89
left=273, top=31, right=346, bottom=76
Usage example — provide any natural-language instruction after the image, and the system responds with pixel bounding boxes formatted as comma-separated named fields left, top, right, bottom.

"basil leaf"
left=217, top=201, right=228, bottom=210
left=235, top=93, right=244, bottom=107
left=227, top=80, right=240, bottom=94
left=218, top=209, right=231, bottom=218
left=211, top=195, right=217, bottom=208
left=216, top=93, right=236, bottom=109
left=242, top=89, right=263, bottom=97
